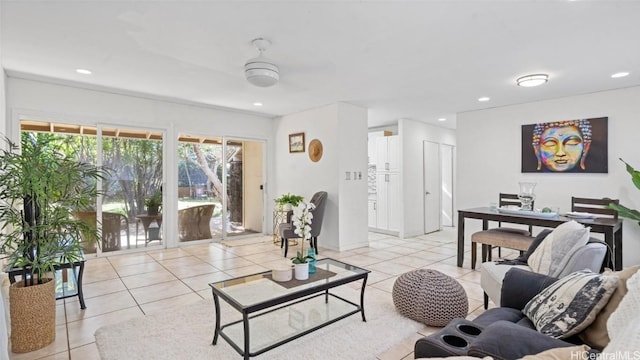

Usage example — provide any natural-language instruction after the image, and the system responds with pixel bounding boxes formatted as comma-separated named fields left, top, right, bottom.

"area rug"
left=95, top=287, right=423, bottom=360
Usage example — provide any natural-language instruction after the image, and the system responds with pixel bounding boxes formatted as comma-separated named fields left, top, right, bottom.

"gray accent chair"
left=481, top=239, right=607, bottom=309
left=278, top=191, right=327, bottom=257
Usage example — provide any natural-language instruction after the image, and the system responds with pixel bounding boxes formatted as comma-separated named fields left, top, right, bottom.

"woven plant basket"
left=9, top=277, right=56, bottom=353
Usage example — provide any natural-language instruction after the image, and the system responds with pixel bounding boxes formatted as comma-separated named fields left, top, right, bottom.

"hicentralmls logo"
left=571, top=351, right=640, bottom=360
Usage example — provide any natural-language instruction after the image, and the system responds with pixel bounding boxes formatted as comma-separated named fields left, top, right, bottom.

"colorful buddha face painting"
left=534, top=121, right=590, bottom=172
left=521, top=117, right=608, bottom=173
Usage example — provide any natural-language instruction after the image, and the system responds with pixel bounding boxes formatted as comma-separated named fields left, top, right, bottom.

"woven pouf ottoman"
left=392, top=269, right=468, bottom=326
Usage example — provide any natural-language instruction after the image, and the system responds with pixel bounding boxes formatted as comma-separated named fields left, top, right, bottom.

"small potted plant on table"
left=290, top=201, right=316, bottom=280
left=275, top=193, right=304, bottom=211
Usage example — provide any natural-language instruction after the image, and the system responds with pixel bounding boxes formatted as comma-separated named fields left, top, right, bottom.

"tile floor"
left=2, top=227, right=514, bottom=360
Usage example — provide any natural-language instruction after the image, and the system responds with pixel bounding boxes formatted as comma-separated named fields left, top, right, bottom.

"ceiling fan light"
left=516, top=74, right=549, bottom=87
left=244, top=56, right=279, bottom=87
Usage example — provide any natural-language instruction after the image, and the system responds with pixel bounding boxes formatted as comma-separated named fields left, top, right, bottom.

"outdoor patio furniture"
left=178, top=204, right=215, bottom=241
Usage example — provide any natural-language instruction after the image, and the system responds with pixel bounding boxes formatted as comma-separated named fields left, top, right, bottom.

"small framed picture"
left=289, top=132, right=305, bottom=153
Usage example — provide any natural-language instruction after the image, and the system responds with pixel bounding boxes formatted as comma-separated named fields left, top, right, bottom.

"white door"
left=423, top=141, right=441, bottom=233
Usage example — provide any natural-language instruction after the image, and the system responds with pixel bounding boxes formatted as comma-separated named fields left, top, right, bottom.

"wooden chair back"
left=571, top=197, right=619, bottom=219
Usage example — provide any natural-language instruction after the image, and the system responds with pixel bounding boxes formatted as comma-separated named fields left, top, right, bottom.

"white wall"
left=6, top=76, right=275, bottom=244
left=457, top=86, right=640, bottom=267
left=399, top=118, right=456, bottom=238
left=274, top=103, right=368, bottom=251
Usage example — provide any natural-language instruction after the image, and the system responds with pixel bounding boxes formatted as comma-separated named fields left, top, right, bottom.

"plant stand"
left=6, top=254, right=87, bottom=310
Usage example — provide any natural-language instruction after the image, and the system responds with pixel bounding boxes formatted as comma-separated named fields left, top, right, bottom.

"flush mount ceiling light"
left=244, top=38, right=279, bottom=87
left=516, top=74, right=549, bottom=87
left=76, top=68, right=92, bottom=75
left=611, top=72, right=630, bottom=78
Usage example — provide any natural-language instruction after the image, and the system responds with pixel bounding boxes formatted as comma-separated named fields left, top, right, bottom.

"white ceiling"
left=2, top=1, right=640, bottom=129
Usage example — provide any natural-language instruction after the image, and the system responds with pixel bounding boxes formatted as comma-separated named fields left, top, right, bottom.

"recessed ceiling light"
left=76, top=68, right=92, bottom=75
left=253, top=102, right=263, bottom=106
left=478, top=97, right=491, bottom=102
left=611, top=72, right=629, bottom=78
left=516, top=74, right=549, bottom=87
left=438, top=118, right=446, bottom=122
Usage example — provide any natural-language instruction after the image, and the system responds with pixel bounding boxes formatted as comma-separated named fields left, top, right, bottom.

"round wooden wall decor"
left=308, top=139, right=323, bottom=162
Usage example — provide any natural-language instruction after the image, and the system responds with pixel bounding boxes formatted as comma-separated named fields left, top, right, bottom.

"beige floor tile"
left=163, top=261, right=220, bottom=279
left=208, top=257, right=256, bottom=270
left=180, top=272, right=233, bottom=291
left=82, top=278, right=127, bottom=299
left=66, top=307, right=144, bottom=349
left=129, top=279, right=193, bottom=304
left=360, top=249, right=405, bottom=261
left=106, top=253, right=156, bottom=268
left=70, top=342, right=101, bottom=360
left=34, top=351, right=71, bottom=360
left=224, top=264, right=270, bottom=278
left=371, top=276, right=399, bottom=293
left=389, top=255, right=438, bottom=269
left=147, top=247, right=192, bottom=261
left=81, top=266, right=119, bottom=284
left=421, top=262, right=474, bottom=278
left=120, top=268, right=178, bottom=289
left=242, top=251, right=286, bottom=264
left=140, top=292, right=206, bottom=315
left=339, top=254, right=385, bottom=267
left=385, top=246, right=421, bottom=256
left=65, top=290, right=137, bottom=322
left=114, top=261, right=164, bottom=277
left=367, top=261, right=416, bottom=276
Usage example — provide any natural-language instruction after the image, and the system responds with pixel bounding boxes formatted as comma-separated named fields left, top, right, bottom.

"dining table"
left=457, top=207, right=623, bottom=271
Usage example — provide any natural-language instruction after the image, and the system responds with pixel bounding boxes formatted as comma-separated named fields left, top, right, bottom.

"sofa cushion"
left=472, top=307, right=527, bottom=328
left=579, top=265, right=640, bottom=349
left=527, top=220, right=589, bottom=277
left=522, top=270, right=619, bottom=339
left=467, top=320, right=575, bottom=360
left=481, top=263, right=531, bottom=307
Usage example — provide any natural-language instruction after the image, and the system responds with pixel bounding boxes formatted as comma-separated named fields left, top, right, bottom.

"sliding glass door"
left=20, top=120, right=165, bottom=254
left=177, top=135, right=264, bottom=241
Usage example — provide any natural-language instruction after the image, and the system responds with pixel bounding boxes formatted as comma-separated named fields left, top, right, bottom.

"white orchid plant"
left=290, top=202, right=316, bottom=264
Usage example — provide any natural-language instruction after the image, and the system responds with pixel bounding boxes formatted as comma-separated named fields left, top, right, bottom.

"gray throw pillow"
left=527, top=220, right=589, bottom=277
left=522, top=270, right=619, bottom=339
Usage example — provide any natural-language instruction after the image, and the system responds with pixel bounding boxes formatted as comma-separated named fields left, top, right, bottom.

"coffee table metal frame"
left=209, top=258, right=370, bottom=359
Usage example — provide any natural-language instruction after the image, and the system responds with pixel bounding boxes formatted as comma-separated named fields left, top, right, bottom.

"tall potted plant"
left=0, top=134, right=106, bottom=353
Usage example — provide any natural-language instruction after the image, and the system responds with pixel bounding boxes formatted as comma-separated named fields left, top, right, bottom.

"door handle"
left=426, top=191, right=431, bottom=195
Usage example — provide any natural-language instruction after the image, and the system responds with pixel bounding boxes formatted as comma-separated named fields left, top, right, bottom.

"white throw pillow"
left=527, top=220, right=589, bottom=277
left=602, top=271, right=640, bottom=354
left=522, top=270, right=619, bottom=339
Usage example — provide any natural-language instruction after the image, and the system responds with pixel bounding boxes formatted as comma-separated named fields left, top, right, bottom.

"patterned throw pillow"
left=522, top=270, right=619, bottom=339
left=527, top=220, right=589, bottom=277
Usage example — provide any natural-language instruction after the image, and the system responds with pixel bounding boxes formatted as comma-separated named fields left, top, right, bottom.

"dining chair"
left=470, top=193, right=535, bottom=269
left=571, top=197, right=619, bottom=219
left=278, top=191, right=327, bottom=257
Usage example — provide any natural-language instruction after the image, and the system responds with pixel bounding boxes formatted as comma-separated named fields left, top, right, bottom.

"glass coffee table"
left=209, top=258, right=370, bottom=359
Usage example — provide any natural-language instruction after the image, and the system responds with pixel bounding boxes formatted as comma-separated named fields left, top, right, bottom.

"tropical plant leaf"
left=620, top=158, right=640, bottom=191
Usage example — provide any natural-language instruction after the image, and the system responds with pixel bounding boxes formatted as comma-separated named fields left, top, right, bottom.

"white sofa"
left=481, top=240, right=607, bottom=308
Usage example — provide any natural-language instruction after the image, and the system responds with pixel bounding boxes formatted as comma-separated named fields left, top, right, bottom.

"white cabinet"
left=368, top=200, right=377, bottom=228
left=368, top=133, right=401, bottom=234
left=376, top=173, right=401, bottom=232
left=375, top=136, right=400, bottom=172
